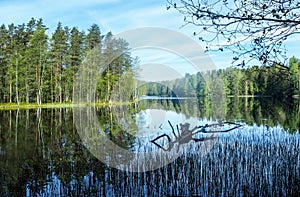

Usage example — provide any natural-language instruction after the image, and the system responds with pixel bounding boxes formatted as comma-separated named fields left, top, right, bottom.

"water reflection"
left=0, top=98, right=299, bottom=196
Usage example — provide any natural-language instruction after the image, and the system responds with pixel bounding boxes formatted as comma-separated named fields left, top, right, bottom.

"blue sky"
left=1, top=0, right=299, bottom=75
left=0, top=0, right=185, bottom=35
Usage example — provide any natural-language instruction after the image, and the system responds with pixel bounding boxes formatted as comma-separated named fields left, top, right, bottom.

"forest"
left=0, top=18, right=135, bottom=105
left=139, top=58, right=300, bottom=99
left=0, top=18, right=299, bottom=105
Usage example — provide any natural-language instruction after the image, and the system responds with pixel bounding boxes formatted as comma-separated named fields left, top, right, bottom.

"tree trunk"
left=25, top=61, right=29, bottom=103
left=36, top=51, right=44, bottom=105
left=51, top=65, right=54, bottom=103
left=36, top=56, right=41, bottom=105
left=15, top=56, right=19, bottom=104
left=59, top=72, right=62, bottom=103
left=72, top=74, right=75, bottom=102
left=55, top=63, right=61, bottom=103
left=9, top=63, right=12, bottom=103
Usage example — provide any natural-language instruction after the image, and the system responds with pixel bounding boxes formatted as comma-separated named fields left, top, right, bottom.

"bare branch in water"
left=151, top=120, right=243, bottom=151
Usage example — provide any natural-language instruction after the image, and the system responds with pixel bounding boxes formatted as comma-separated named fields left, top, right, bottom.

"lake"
left=0, top=97, right=299, bottom=196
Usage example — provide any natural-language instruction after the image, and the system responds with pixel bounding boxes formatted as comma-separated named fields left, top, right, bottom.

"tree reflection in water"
left=0, top=98, right=299, bottom=196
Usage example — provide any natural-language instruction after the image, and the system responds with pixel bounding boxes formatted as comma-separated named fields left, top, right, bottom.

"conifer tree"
left=50, top=22, right=69, bottom=103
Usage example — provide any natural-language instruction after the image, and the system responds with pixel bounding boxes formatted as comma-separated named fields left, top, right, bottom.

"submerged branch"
left=151, top=120, right=243, bottom=151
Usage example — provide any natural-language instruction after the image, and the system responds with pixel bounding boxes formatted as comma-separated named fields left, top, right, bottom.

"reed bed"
left=34, top=126, right=300, bottom=196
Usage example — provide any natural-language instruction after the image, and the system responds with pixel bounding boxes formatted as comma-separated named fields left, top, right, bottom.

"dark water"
left=0, top=98, right=299, bottom=196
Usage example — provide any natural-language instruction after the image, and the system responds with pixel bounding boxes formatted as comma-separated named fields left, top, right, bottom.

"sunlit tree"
left=50, top=22, right=69, bottom=103
left=25, top=24, right=48, bottom=104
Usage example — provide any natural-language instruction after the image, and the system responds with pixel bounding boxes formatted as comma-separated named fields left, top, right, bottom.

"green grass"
left=0, top=102, right=74, bottom=110
left=0, top=100, right=138, bottom=110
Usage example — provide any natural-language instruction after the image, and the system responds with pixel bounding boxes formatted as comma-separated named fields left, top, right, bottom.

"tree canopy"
left=138, top=57, right=300, bottom=98
left=0, top=18, right=136, bottom=104
left=167, top=0, right=300, bottom=67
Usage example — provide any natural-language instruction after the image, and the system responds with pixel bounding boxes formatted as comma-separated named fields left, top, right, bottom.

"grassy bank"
left=0, top=100, right=138, bottom=110
left=0, top=102, right=76, bottom=110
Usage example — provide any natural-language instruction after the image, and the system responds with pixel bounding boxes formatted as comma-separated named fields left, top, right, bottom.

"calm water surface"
left=0, top=98, right=299, bottom=196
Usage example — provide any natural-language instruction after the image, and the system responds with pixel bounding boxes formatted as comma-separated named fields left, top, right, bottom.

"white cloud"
left=0, top=0, right=253, bottom=68
left=40, top=0, right=119, bottom=9
left=88, top=2, right=188, bottom=33
left=0, top=0, right=119, bottom=31
left=0, top=0, right=189, bottom=34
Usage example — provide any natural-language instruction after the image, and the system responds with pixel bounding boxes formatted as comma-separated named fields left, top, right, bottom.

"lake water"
left=0, top=98, right=299, bottom=196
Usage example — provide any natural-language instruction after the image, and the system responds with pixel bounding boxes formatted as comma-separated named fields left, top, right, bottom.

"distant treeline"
left=0, top=18, right=135, bottom=104
left=223, top=59, right=300, bottom=98
left=138, top=57, right=300, bottom=99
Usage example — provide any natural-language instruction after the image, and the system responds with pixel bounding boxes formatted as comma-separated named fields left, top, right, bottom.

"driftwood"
left=150, top=120, right=242, bottom=151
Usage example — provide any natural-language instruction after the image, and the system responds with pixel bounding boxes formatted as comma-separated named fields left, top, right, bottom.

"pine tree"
left=6, top=23, right=17, bottom=103
left=68, top=27, right=85, bottom=101
left=85, top=24, right=102, bottom=50
left=83, top=24, right=103, bottom=101
left=50, top=22, right=69, bottom=103
left=0, top=24, right=8, bottom=102
left=25, top=24, right=48, bottom=104
left=22, top=18, right=38, bottom=103
left=102, top=32, right=114, bottom=102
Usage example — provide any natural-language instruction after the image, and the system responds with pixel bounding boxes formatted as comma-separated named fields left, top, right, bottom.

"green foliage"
left=0, top=18, right=299, bottom=105
left=25, top=24, right=48, bottom=104
left=289, top=56, right=300, bottom=96
left=139, top=57, right=300, bottom=99
left=0, top=19, right=136, bottom=104
left=85, top=24, right=103, bottom=50
left=221, top=59, right=300, bottom=98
